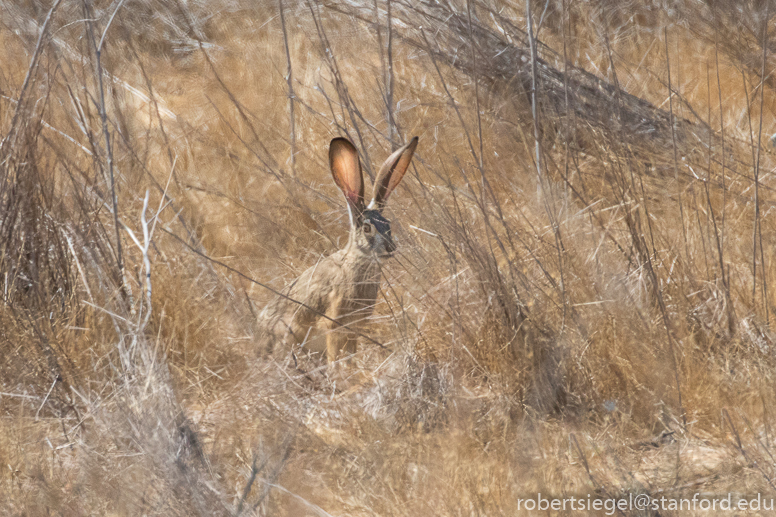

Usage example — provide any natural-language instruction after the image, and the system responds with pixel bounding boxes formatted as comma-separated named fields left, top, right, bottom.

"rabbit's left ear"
left=330, top=138, right=365, bottom=221
left=370, top=137, right=418, bottom=210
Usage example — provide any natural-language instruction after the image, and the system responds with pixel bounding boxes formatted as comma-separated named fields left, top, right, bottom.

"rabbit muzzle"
left=380, top=234, right=397, bottom=257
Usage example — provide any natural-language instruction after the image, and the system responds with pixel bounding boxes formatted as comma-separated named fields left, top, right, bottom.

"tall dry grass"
left=2, top=0, right=776, bottom=514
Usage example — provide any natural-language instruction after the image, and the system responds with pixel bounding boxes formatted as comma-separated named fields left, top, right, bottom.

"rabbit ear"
left=330, top=138, right=365, bottom=223
left=370, top=137, right=418, bottom=210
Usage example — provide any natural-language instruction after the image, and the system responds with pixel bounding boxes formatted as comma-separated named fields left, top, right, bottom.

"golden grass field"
left=2, top=0, right=776, bottom=514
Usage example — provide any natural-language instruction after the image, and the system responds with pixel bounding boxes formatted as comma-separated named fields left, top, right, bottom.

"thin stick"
left=714, top=7, right=731, bottom=325
left=139, top=190, right=152, bottom=327
left=467, top=0, right=483, bottom=172
left=465, top=0, right=488, bottom=221
left=526, top=0, right=543, bottom=193
left=664, top=27, right=689, bottom=269
left=83, top=0, right=127, bottom=299
left=98, top=0, right=128, bottom=52
left=741, top=72, right=759, bottom=308
left=374, top=0, right=386, bottom=107
left=754, top=2, right=769, bottom=322
left=703, top=64, right=733, bottom=333
left=278, top=0, right=297, bottom=175
left=386, top=0, right=395, bottom=148
left=35, top=376, right=59, bottom=420
left=236, top=449, right=272, bottom=515
left=526, top=0, right=567, bottom=320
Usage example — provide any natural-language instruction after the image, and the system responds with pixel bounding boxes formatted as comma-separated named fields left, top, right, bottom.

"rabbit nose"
left=385, top=236, right=397, bottom=253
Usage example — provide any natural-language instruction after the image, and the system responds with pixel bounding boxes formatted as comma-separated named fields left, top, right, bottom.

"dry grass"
left=2, top=0, right=776, bottom=514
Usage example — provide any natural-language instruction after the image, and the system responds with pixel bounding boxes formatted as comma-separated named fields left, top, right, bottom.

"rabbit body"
left=264, top=231, right=381, bottom=363
left=261, top=137, right=418, bottom=364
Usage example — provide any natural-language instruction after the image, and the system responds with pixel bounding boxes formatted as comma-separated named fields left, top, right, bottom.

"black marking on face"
left=363, top=210, right=391, bottom=239
left=362, top=209, right=395, bottom=253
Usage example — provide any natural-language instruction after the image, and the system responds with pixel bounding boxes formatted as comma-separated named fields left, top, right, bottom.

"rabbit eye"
left=363, top=222, right=373, bottom=234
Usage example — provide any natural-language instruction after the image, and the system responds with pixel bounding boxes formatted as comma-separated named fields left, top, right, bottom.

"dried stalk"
left=665, top=28, right=689, bottom=269
left=754, top=2, right=769, bottom=322
left=386, top=0, right=396, bottom=148
left=526, top=0, right=543, bottom=191
left=279, top=0, right=297, bottom=175
left=83, top=0, right=128, bottom=300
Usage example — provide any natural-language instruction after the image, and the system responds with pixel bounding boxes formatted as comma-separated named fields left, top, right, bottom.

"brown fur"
left=261, top=137, right=418, bottom=364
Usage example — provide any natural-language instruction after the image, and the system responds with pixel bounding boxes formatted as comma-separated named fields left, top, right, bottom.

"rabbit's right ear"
left=370, top=137, right=418, bottom=210
left=330, top=138, right=365, bottom=223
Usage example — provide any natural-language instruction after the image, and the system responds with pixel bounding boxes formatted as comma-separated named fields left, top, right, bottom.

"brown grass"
left=2, top=0, right=776, bottom=514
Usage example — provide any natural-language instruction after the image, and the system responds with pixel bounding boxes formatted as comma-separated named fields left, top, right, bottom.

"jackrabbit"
left=261, top=136, right=419, bottom=364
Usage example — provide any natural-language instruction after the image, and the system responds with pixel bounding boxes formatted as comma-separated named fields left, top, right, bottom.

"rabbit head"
left=329, top=137, right=418, bottom=257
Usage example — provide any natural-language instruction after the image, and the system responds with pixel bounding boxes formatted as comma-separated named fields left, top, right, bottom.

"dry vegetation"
left=2, top=0, right=776, bottom=514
